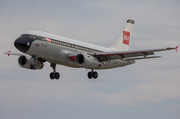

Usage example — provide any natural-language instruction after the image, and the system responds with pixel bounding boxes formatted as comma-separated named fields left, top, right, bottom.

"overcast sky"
left=0, top=0, right=180, bottom=119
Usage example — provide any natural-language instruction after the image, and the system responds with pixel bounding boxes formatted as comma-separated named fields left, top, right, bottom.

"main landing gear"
left=87, top=69, right=98, bottom=79
left=50, top=63, right=60, bottom=80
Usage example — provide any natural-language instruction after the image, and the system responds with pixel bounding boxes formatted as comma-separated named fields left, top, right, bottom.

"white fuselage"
left=24, top=31, right=135, bottom=69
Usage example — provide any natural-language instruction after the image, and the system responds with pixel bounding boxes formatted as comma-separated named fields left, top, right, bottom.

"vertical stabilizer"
left=110, top=19, right=134, bottom=51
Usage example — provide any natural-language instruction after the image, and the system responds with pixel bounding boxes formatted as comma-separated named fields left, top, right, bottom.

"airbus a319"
left=5, top=19, right=178, bottom=79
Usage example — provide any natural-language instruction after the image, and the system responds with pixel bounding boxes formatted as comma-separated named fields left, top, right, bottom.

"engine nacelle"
left=75, top=54, right=100, bottom=69
left=18, top=55, right=44, bottom=69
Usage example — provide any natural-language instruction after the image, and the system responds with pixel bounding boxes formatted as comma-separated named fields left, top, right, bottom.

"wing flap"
left=125, top=56, right=161, bottom=61
left=94, top=46, right=177, bottom=61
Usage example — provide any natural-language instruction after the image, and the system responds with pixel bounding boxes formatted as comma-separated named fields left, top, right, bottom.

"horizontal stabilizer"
left=4, top=50, right=27, bottom=56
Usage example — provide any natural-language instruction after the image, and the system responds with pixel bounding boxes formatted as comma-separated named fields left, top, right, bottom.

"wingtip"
left=4, top=50, right=11, bottom=56
left=175, top=46, right=179, bottom=52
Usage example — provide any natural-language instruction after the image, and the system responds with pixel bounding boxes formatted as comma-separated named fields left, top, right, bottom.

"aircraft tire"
left=50, top=72, right=54, bottom=79
left=30, top=64, right=36, bottom=70
left=88, top=72, right=92, bottom=79
left=55, top=72, right=60, bottom=79
left=92, top=72, right=98, bottom=79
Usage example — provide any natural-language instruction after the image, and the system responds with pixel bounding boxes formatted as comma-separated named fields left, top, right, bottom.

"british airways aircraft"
left=5, top=19, right=178, bottom=79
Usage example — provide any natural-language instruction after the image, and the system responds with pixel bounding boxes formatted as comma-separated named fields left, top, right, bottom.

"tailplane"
left=110, top=19, right=134, bottom=51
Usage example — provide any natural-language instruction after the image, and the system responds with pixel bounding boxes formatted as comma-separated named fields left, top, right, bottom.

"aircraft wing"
left=93, top=46, right=178, bottom=61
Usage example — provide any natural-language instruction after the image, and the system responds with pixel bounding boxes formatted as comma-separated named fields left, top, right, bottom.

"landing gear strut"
left=50, top=63, right=60, bottom=79
left=30, top=64, right=36, bottom=69
left=88, top=69, right=98, bottom=79
left=30, top=56, right=37, bottom=70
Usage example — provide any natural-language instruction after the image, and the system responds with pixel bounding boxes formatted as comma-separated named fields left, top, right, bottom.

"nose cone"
left=14, top=38, right=31, bottom=53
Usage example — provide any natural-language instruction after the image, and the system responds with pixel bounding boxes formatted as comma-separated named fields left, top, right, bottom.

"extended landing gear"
left=50, top=72, right=60, bottom=79
left=30, top=56, right=37, bottom=70
left=30, top=64, right=36, bottom=70
left=88, top=69, right=98, bottom=79
left=50, top=63, right=60, bottom=80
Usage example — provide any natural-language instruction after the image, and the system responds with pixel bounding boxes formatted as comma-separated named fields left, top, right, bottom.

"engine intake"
left=18, top=55, right=26, bottom=65
left=76, top=54, right=85, bottom=64
left=75, top=54, right=100, bottom=69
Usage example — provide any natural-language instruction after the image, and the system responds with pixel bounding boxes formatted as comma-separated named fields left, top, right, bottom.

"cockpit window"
left=18, top=34, right=39, bottom=40
left=28, top=35, right=37, bottom=39
left=19, top=34, right=37, bottom=39
left=18, top=34, right=23, bottom=38
left=36, top=36, right=44, bottom=40
left=28, top=35, right=33, bottom=39
left=32, top=35, right=36, bottom=39
left=21, top=34, right=28, bottom=38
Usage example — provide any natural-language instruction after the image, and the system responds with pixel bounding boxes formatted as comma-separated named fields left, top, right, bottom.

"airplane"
left=5, top=19, right=178, bottom=80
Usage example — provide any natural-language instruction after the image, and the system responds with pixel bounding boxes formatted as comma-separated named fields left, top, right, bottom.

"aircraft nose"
left=14, top=38, right=31, bottom=53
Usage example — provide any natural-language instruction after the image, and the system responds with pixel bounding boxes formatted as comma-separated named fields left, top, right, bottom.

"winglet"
left=175, top=46, right=179, bottom=52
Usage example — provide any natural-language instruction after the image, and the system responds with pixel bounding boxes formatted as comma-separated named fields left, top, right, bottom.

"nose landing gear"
left=30, top=64, right=36, bottom=69
left=30, top=56, right=37, bottom=70
left=50, top=63, right=60, bottom=80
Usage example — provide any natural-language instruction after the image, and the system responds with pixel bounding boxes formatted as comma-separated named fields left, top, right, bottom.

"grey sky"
left=0, top=0, right=180, bottom=119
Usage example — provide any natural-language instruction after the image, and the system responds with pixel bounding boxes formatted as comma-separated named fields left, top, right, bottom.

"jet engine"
left=75, top=54, right=100, bottom=68
left=18, top=55, right=44, bottom=69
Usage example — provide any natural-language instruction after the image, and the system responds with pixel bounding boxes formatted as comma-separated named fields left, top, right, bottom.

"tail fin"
left=110, top=19, right=134, bottom=51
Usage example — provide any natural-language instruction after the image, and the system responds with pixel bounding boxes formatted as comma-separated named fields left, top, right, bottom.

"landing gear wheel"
left=50, top=72, right=60, bottom=80
left=50, top=72, right=54, bottom=79
left=92, top=72, right=98, bottom=79
left=50, top=63, right=60, bottom=80
left=30, top=64, right=36, bottom=70
left=87, top=70, right=98, bottom=79
left=55, top=72, right=60, bottom=79
left=88, top=72, right=92, bottom=79
left=30, top=56, right=37, bottom=70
